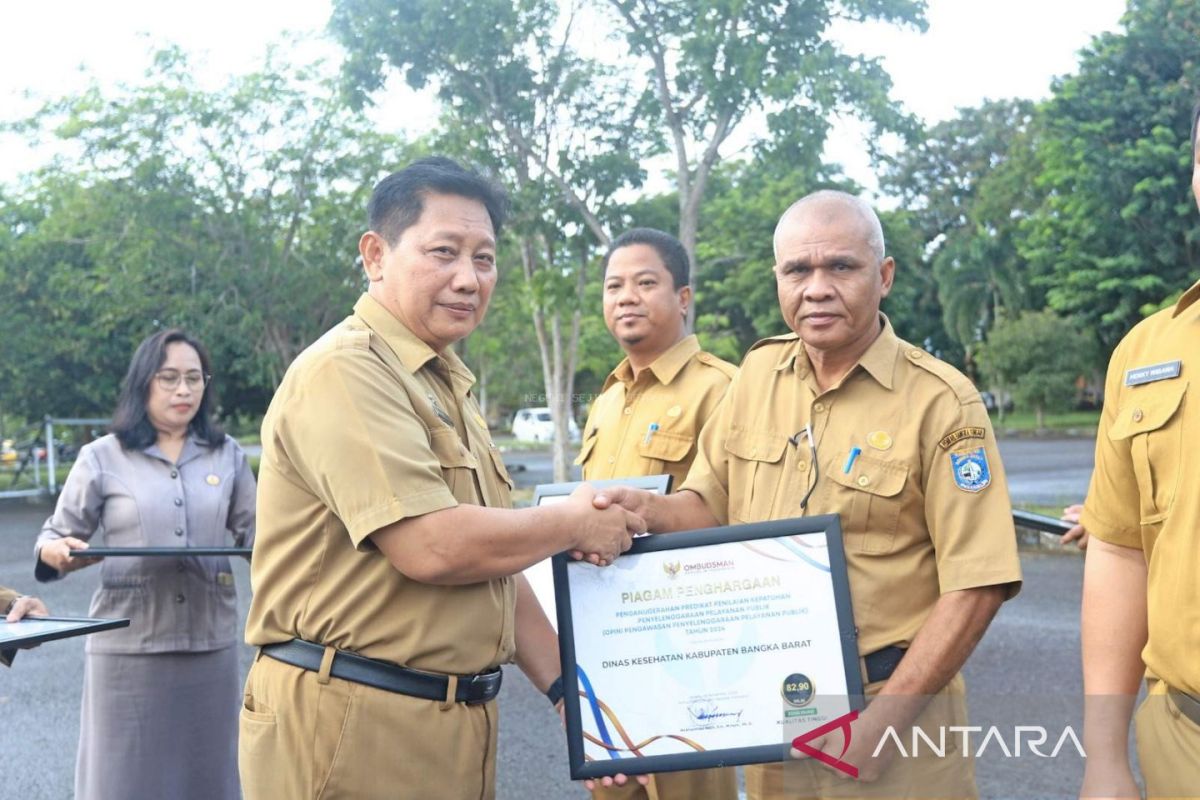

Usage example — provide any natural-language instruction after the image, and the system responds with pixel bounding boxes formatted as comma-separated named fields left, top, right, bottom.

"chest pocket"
left=724, top=429, right=789, bottom=522
left=428, top=427, right=480, bottom=499
left=827, top=455, right=908, bottom=554
left=574, top=430, right=598, bottom=467
left=488, top=447, right=515, bottom=493
left=1107, top=381, right=1187, bottom=524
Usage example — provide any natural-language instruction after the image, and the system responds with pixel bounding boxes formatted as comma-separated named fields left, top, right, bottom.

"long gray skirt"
left=75, top=646, right=240, bottom=800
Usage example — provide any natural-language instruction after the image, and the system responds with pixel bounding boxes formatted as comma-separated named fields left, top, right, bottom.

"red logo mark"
left=791, top=709, right=860, bottom=779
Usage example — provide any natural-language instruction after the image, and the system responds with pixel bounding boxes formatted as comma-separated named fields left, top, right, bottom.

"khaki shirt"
left=577, top=335, right=736, bottom=489
left=681, top=317, right=1022, bottom=655
left=245, top=294, right=516, bottom=675
left=36, top=433, right=256, bottom=654
left=1082, top=279, right=1199, bottom=695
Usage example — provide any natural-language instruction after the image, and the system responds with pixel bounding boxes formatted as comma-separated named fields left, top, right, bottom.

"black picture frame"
left=0, top=615, right=131, bottom=649
left=68, top=547, right=252, bottom=557
left=552, top=514, right=862, bottom=780
left=531, top=474, right=673, bottom=507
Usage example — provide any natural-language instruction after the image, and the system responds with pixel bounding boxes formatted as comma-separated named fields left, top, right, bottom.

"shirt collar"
left=603, top=335, right=701, bottom=391
left=353, top=294, right=476, bottom=391
left=1171, top=277, right=1200, bottom=318
left=784, top=314, right=899, bottom=391
left=143, top=433, right=205, bottom=466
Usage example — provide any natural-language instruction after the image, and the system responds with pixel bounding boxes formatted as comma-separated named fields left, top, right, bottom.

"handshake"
left=552, top=483, right=657, bottom=567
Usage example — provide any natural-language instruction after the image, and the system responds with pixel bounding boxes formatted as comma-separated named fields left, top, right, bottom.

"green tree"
left=977, top=311, right=1095, bottom=428
left=0, top=46, right=408, bottom=420
left=1020, top=0, right=1200, bottom=352
left=884, top=99, right=1041, bottom=371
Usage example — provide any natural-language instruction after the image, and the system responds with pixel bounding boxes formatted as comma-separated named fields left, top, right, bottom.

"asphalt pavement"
left=0, top=437, right=1107, bottom=799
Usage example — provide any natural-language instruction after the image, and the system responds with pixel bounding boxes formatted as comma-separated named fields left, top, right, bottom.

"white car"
left=511, top=407, right=580, bottom=443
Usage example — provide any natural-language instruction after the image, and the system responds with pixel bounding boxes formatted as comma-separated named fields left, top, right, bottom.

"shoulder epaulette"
left=334, top=328, right=372, bottom=351
left=901, top=345, right=980, bottom=406
left=696, top=351, right=738, bottom=379
left=747, top=332, right=800, bottom=354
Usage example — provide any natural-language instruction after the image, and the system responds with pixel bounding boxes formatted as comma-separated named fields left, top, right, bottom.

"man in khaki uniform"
left=599, top=191, right=1022, bottom=798
left=1079, top=101, right=1200, bottom=800
left=577, top=228, right=738, bottom=800
left=239, top=157, right=645, bottom=800
left=1, top=587, right=49, bottom=666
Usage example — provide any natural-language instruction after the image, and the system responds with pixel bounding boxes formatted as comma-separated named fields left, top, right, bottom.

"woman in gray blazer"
left=35, top=329, right=255, bottom=800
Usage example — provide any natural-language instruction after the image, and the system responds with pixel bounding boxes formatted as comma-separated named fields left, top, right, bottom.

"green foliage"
left=977, top=311, right=1096, bottom=424
left=0, top=46, right=410, bottom=420
left=1019, top=0, right=1200, bottom=352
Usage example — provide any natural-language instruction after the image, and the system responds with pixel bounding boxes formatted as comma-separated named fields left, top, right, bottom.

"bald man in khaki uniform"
left=598, top=192, right=1022, bottom=799
left=1, top=587, right=50, bottom=666
left=577, top=229, right=737, bottom=800
left=239, top=158, right=644, bottom=800
left=1078, top=102, right=1200, bottom=800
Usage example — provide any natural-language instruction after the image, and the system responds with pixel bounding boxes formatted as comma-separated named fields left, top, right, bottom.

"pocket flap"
left=1108, top=382, right=1187, bottom=441
left=488, top=447, right=514, bottom=489
left=724, top=428, right=789, bottom=463
left=637, top=430, right=693, bottom=463
left=429, top=427, right=478, bottom=469
left=574, top=431, right=598, bottom=466
left=828, top=454, right=908, bottom=498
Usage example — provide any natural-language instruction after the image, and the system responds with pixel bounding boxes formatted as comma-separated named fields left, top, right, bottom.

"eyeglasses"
left=788, top=423, right=820, bottom=513
left=154, top=370, right=209, bottom=391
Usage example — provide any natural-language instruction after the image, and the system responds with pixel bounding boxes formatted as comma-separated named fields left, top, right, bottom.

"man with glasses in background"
left=597, top=190, right=1022, bottom=798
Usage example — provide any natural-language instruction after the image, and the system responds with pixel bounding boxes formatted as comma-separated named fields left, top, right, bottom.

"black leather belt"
left=262, top=639, right=502, bottom=705
left=1168, top=686, right=1200, bottom=727
left=864, top=645, right=906, bottom=683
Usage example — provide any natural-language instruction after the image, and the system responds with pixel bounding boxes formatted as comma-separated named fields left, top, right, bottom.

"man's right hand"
left=562, top=484, right=644, bottom=566
left=38, top=537, right=101, bottom=574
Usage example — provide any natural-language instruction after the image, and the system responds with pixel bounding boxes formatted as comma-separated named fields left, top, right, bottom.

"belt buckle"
left=462, top=669, right=502, bottom=705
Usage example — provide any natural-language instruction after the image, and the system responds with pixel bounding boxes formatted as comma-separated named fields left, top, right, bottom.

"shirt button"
left=174, top=528, right=184, bottom=537
left=624, top=407, right=633, bottom=415
left=170, top=470, right=178, bottom=479
left=608, top=456, right=615, bottom=464
left=908, top=349, right=924, bottom=359
left=175, top=594, right=185, bottom=604
left=797, top=461, right=808, bottom=472
left=1132, top=409, right=1144, bottom=423
left=857, top=475, right=870, bottom=488
left=174, top=498, right=183, bottom=507
left=813, top=402, right=826, bottom=413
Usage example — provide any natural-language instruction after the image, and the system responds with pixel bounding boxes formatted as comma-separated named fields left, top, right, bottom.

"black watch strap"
left=545, top=675, right=564, bottom=707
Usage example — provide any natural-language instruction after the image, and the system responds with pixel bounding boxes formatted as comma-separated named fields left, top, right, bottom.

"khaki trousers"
left=1136, top=679, right=1200, bottom=800
left=239, top=652, right=499, bottom=800
left=746, top=674, right=976, bottom=800
left=590, top=766, right=738, bottom=800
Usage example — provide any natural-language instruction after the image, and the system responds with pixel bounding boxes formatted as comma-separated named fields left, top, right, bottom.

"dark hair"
left=602, top=228, right=690, bottom=290
left=368, top=156, right=510, bottom=244
left=1192, top=98, right=1200, bottom=154
left=111, top=329, right=224, bottom=451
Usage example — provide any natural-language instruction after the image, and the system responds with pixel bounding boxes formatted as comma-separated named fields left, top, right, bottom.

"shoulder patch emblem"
left=950, top=447, right=991, bottom=493
left=939, top=427, right=986, bottom=450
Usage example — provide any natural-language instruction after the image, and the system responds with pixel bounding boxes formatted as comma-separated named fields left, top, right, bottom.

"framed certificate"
left=524, top=475, right=672, bottom=628
left=554, top=515, right=863, bottom=779
left=69, top=547, right=252, bottom=557
left=0, top=616, right=130, bottom=649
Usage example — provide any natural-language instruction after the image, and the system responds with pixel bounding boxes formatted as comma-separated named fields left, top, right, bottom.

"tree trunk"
left=1035, top=404, right=1045, bottom=431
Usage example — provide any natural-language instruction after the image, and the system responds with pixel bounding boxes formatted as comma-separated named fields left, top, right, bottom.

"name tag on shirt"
left=1124, top=360, right=1182, bottom=386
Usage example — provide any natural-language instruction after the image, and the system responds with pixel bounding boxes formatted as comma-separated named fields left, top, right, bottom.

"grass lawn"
left=990, top=409, right=1100, bottom=436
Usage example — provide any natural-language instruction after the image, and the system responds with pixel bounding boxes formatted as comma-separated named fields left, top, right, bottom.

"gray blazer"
left=35, top=433, right=255, bottom=654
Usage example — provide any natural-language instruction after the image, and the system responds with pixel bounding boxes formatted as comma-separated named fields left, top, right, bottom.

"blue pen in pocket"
left=843, top=446, right=862, bottom=474
left=643, top=422, right=659, bottom=444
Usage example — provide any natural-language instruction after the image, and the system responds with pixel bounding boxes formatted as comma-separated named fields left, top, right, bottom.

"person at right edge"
left=1078, top=98, right=1200, bottom=800
left=575, top=228, right=738, bottom=800
left=596, top=190, right=1023, bottom=799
